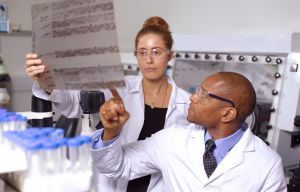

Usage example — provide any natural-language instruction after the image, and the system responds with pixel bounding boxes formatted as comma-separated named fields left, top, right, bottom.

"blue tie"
left=203, top=139, right=217, bottom=178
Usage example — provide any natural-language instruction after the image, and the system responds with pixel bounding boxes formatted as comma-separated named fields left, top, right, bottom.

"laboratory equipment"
left=80, top=90, right=105, bottom=135
left=29, top=95, right=53, bottom=127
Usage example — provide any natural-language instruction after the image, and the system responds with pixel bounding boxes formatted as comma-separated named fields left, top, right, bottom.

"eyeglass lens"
left=135, top=48, right=169, bottom=60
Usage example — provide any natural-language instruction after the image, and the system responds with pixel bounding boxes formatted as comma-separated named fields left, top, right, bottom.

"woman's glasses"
left=134, top=48, right=170, bottom=61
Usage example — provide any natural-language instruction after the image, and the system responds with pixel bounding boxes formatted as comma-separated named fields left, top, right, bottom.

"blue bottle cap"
left=0, top=108, right=7, bottom=114
left=52, top=128, right=64, bottom=135
left=17, top=116, right=28, bottom=122
left=41, top=127, right=55, bottom=134
left=41, top=140, right=59, bottom=150
left=24, top=141, right=42, bottom=151
left=76, top=135, right=92, bottom=144
left=67, top=138, right=82, bottom=147
left=55, top=138, right=68, bottom=147
left=21, top=131, right=39, bottom=140
left=3, top=130, right=20, bottom=141
left=26, top=127, right=41, bottom=132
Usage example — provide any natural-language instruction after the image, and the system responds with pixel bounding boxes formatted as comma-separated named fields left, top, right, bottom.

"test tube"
left=55, top=138, right=68, bottom=173
left=67, top=138, right=82, bottom=173
left=77, top=135, right=92, bottom=171
left=41, top=139, right=60, bottom=176
left=23, top=141, right=42, bottom=178
left=8, top=115, right=17, bottom=131
left=17, top=115, right=28, bottom=130
left=0, top=117, right=3, bottom=145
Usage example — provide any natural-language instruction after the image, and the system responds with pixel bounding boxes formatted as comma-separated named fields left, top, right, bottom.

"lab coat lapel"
left=204, top=128, right=254, bottom=184
left=165, top=77, right=177, bottom=124
left=165, top=77, right=187, bottom=127
left=188, top=127, right=210, bottom=184
left=120, top=76, right=145, bottom=143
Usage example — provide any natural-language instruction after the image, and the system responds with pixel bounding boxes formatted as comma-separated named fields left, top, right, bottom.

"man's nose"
left=190, top=94, right=197, bottom=103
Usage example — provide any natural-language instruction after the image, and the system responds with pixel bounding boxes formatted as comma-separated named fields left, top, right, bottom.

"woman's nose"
left=146, top=53, right=153, bottom=64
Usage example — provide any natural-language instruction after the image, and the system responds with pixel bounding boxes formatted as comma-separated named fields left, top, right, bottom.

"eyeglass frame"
left=195, top=87, right=235, bottom=107
left=134, top=47, right=170, bottom=60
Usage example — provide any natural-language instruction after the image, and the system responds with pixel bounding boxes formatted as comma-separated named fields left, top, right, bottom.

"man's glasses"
left=195, top=87, right=235, bottom=107
left=134, top=48, right=170, bottom=61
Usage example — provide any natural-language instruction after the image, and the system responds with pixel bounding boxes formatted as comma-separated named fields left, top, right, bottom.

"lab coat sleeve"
left=32, top=82, right=82, bottom=117
left=32, top=82, right=114, bottom=118
left=91, top=129, right=119, bottom=149
left=91, top=128, right=166, bottom=181
left=260, top=158, right=287, bottom=192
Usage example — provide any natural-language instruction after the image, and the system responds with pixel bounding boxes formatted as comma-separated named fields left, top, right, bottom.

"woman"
left=25, top=16, right=190, bottom=192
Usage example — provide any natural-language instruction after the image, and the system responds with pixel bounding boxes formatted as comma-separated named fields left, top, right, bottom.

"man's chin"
left=187, top=115, right=194, bottom=123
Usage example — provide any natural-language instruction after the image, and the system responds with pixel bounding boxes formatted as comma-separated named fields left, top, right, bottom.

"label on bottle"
left=0, top=3, right=8, bottom=32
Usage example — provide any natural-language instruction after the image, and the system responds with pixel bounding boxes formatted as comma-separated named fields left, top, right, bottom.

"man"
left=91, top=72, right=287, bottom=191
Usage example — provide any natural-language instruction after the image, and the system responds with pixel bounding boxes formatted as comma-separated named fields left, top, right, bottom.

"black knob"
left=80, top=91, right=105, bottom=114
left=272, top=89, right=278, bottom=96
left=128, top=65, right=132, bottom=69
left=269, top=107, right=276, bottom=112
left=239, top=56, right=245, bottom=61
left=294, top=116, right=300, bottom=127
left=175, top=53, right=181, bottom=58
left=185, top=53, right=190, bottom=58
left=266, top=125, right=273, bottom=130
left=274, top=73, right=281, bottom=79
left=266, top=56, right=272, bottom=63
left=194, top=54, right=200, bottom=59
left=276, top=58, right=282, bottom=64
left=227, top=55, right=232, bottom=61
left=215, top=54, right=221, bottom=60
left=205, top=54, right=210, bottom=59
left=252, top=56, right=258, bottom=62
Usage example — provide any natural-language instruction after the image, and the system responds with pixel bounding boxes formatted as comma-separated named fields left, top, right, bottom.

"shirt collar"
left=204, top=123, right=247, bottom=159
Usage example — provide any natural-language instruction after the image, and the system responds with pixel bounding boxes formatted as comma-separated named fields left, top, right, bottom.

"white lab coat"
left=32, top=75, right=191, bottom=191
left=91, top=124, right=287, bottom=192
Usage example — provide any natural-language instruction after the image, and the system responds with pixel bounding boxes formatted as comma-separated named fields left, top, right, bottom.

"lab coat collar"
left=169, top=77, right=189, bottom=104
left=125, top=75, right=188, bottom=126
left=204, top=126, right=255, bottom=185
left=126, top=75, right=187, bottom=104
left=127, top=75, right=143, bottom=93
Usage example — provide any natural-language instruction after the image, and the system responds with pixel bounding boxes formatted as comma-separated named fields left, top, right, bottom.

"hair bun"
left=143, top=16, right=170, bottom=32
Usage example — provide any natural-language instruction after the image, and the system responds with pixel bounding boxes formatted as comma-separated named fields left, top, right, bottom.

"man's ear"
left=221, top=107, right=237, bottom=123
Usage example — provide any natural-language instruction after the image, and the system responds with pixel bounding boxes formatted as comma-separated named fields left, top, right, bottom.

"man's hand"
left=100, top=89, right=129, bottom=141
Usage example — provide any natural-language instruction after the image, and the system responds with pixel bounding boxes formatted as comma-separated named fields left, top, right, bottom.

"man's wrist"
left=102, top=130, right=120, bottom=141
left=45, top=90, right=51, bottom=95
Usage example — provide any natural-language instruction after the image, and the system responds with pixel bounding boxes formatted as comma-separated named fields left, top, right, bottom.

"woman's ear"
left=221, top=107, right=237, bottom=123
left=168, top=50, right=174, bottom=61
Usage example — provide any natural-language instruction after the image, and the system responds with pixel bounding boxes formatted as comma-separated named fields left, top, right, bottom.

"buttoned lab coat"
left=91, top=124, right=287, bottom=192
left=32, top=75, right=191, bottom=192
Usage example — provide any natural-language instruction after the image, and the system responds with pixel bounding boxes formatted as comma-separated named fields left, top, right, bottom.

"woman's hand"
left=25, top=53, right=55, bottom=93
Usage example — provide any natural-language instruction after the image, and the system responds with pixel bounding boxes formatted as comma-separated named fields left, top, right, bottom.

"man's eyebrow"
left=201, top=85, right=208, bottom=92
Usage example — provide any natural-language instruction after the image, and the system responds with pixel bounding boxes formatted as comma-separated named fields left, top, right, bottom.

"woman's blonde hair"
left=135, top=16, right=173, bottom=50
